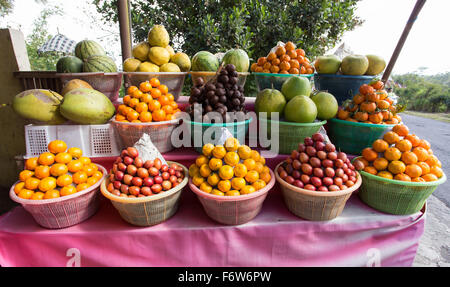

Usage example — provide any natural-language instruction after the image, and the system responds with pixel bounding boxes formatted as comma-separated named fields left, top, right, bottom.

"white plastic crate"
left=24, top=123, right=122, bottom=159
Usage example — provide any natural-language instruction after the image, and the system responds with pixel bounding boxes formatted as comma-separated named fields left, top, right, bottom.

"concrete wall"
left=0, top=29, right=30, bottom=187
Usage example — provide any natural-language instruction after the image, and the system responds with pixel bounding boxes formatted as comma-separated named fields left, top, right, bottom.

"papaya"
left=60, top=88, right=115, bottom=124
left=12, top=89, right=66, bottom=124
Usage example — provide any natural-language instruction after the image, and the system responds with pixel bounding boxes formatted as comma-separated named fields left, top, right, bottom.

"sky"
left=1, top=0, right=449, bottom=75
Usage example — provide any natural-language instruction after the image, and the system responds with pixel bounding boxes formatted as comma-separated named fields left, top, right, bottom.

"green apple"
left=314, top=55, right=341, bottom=74
left=340, top=55, right=369, bottom=75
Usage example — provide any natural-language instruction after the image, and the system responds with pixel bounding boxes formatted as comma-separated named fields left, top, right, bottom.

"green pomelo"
left=365, top=54, right=386, bottom=75
left=221, top=49, right=250, bottom=72
left=170, top=52, right=191, bottom=72
left=12, top=89, right=66, bottom=124
left=191, top=51, right=219, bottom=71
left=281, top=76, right=311, bottom=100
left=314, top=55, right=341, bottom=74
left=311, top=91, right=338, bottom=120
left=255, top=89, right=286, bottom=119
left=340, top=55, right=369, bottom=75
left=56, top=56, right=83, bottom=73
left=60, top=88, right=115, bottom=124
left=147, top=25, right=170, bottom=47
left=148, top=47, right=170, bottom=66
left=284, top=95, right=317, bottom=123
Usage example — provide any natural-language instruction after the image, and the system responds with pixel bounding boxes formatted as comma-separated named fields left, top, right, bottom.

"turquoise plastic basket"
left=185, top=118, right=252, bottom=153
left=254, top=72, right=314, bottom=92
left=327, top=118, right=396, bottom=155
left=259, top=117, right=326, bottom=154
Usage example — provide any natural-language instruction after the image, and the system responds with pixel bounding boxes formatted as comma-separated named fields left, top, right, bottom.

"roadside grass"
left=403, top=111, right=450, bottom=123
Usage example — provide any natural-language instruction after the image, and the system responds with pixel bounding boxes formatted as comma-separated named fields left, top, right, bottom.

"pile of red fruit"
left=277, top=133, right=358, bottom=191
left=106, top=147, right=185, bottom=198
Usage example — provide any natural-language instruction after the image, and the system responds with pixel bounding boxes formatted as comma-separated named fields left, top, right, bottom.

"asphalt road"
left=401, top=114, right=450, bottom=207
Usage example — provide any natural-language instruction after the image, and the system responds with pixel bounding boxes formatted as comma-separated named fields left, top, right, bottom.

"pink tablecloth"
left=0, top=148, right=425, bottom=267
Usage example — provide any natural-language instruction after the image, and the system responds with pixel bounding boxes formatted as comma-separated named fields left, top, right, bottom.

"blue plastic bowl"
left=254, top=72, right=314, bottom=92
left=314, top=74, right=374, bottom=104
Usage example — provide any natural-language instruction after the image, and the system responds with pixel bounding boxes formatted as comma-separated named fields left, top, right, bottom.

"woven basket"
left=111, top=118, right=181, bottom=153
left=100, top=161, right=188, bottom=226
left=189, top=169, right=275, bottom=225
left=9, top=164, right=107, bottom=229
left=358, top=171, right=447, bottom=215
left=259, top=118, right=327, bottom=154
left=275, top=162, right=362, bottom=221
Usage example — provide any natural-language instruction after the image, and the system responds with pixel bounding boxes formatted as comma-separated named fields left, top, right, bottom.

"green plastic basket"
left=259, top=117, right=327, bottom=154
left=253, top=72, right=314, bottom=92
left=327, top=118, right=396, bottom=155
left=185, top=118, right=252, bottom=153
left=358, top=171, right=447, bottom=215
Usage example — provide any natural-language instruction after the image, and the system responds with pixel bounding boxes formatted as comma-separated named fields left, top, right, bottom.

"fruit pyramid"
left=277, top=133, right=358, bottom=191
left=15, top=140, right=103, bottom=200
left=337, top=80, right=402, bottom=124
left=116, top=78, right=180, bottom=123
left=189, top=137, right=271, bottom=196
left=354, top=124, right=444, bottom=182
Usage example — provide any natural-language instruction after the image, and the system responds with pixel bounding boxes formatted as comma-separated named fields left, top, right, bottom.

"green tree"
left=26, top=6, right=63, bottom=71
left=0, top=0, right=13, bottom=16
left=93, top=0, right=362, bottom=95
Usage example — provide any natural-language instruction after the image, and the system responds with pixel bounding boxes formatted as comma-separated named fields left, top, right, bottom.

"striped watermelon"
left=75, top=40, right=105, bottom=60
left=191, top=51, right=219, bottom=71
left=83, top=55, right=118, bottom=72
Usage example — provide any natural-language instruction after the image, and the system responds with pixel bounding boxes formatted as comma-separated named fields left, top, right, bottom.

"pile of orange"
left=250, top=41, right=314, bottom=75
left=189, top=137, right=272, bottom=196
left=14, top=140, right=103, bottom=200
left=337, top=80, right=401, bottom=124
left=115, top=78, right=180, bottom=123
left=354, top=124, right=444, bottom=182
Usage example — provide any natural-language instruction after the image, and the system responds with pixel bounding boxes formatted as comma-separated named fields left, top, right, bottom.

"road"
left=400, top=113, right=450, bottom=266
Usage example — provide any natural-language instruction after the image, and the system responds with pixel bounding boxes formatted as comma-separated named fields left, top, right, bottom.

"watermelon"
left=83, top=55, right=118, bottom=72
left=191, top=51, right=219, bottom=71
left=75, top=40, right=106, bottom=61
left=222, top=49, right=249, bottom=72
left=56, top=56, right=83, bottom=73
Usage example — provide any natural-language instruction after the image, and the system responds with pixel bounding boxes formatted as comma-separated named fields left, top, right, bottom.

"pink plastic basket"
left=111, top=118, right=181, bottom=153
left=189, top=169, right=275, bottom=225
left=9, top=164, right=107, bottom=229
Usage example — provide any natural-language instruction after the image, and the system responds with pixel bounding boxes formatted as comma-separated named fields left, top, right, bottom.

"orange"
left=60, top=186, right=77, bottom=197
left=24, top=177, right=40, bottom=190
left=139, top=81, right=152, bottom=92
left=224, top=152, right=240, bottom=166
left=131, top=89, right=143, bottom=99
left=395, top=139, right=412, bottom=152
left=19, top=170, right=35, bottom=182
left=430, top=166, right=444, bottom=178
left=394, top=173, right=411, bottom=182
left=212, top=145, right=227, bottom=159
left=250, top=150, right=261, bottom=162
left=244, top=170, right=259, bottom=183
left=231, top=177, right=246, bottom=190
left=87, top=176, right=99, bottom=186
left=159, top=95, right=170, bottom=106
left=118, top=104, right=129, bottom=115
left=417, top=162, right=431, bottom=175
left=275, top=46, right=286, bottom=57
left=31, top=191, right=44, bottom=200
left=50, top=163, right=68, bottom=177
left=150, top=88, right=162, bottom=99
left=412, top=177, right=426, bottom=183
left=127, top=86, right=138, bottom=95
left=207, top=173, right=220, bottom=186
left=192, top=175, right=205, bottom=187
left=418, top=139, right=431, bottom=150
left=18, top=189, right=34, bottom=199
left=237, top=145, right=252, bottom=159
left=92, top=170, right=103, bottom=179
left=24, top=157, right=38, bottom=171
left=388, top=160, right=406, bottom=175
left=189, top=164, right=200, bottom=177
left=422, top=173, right=438, bottom=182
left=384, top=147, right=402, bottom=161
left=73, top=171, right=88, bottom=184
left=233, top=163, right=248, bottom=178
left=167, top=93, right=175, bottom=102
left=253, top=162, right=265, bottom=174
left=158, top=84, right=169, bottom=95
left=377, top=100, right=390, bottom=110
left=392, top=124, right=409, bottom=137
left=240, top=185, right=256, bottom=195
left=296, top=48, right=306, bottom=57
left=373, top=158, right=388, bottom=171
left=425, top=155, right=439, bottom=167
left=217, top=180, right=231, bottom=192
left=383, top=131, right=400, bottom=144
left=139, top=111, right=152, bottom=122
left=79, top=157, right=91, bottom=165
left=372, top=139, right=389, bottom=153
left=67, top=147, right=83, bottom=159
left=412, top=147, right=429, bottom=162
left=199, top=182, right=213, bottom=193
left=202, top=143, right=215, bottom=157
left=405, top=163, right=423, bottom=178
left=48, top=140, right=67, bottom=154
left=38, top=177, right=57, bottom=192
left=127, top=110, right=140, bottom=121
left=243, top=158, right=256, bottom=171
left=218, top=165, right=234, bottom=180
left=224, top=137, right=240, bottom=152
left=199, top=163, right=212, bottom=178
left=170, top=101, right=178, bottom=110
left=162, top=105, right=173, bottom=115
left=76, top=183, right=90, bottom=192
left=14, top=182, right=25, bottom=195
left=405, top=134, right=421, bottom=147
left=150, top=78, right=160, bottom=88
left=44, top=189, right=60, bottom=199
left=195, top=155, right=209, bottom=167
left=38, top=152, right=55, bottom=166
left=267, top=52, right=276, bottom=61
left=67, top=160, right=83, bottom=173
left=82, top=164, right=95, bottom=176
left=377, top=171, right=393, bottom=180
left=152, top=109, right=166, bottom=122
left=362, top=148, right=378, bottom=162
left=252, top=179, right=267, bottom=191
left=123, top=95, right=131, bottom=105
left=259, top=171, right=271, bottom=184
left=226, top=190, right=241, bottom=196
left=401, top=151, right=418, bottom=165
left=56, top=174, right=73, bottom=187
left=55, top=152, right=72, bottom=164
left=211, top=189, right=225, bottom=196
left=135, top=102, right=148, bottom=113
left=34, top=165, right=50, bottom=179
left=128, top=97, right=139, bottom=108
left=141, top=93, right=153, bottom=104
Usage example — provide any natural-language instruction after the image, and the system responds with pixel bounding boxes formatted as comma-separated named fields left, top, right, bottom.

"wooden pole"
left=382, top=0, right=426, bottom=83
left=118, top=0, right=132, bottom=62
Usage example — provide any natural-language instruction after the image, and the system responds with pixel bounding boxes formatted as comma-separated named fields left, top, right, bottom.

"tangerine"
left=233, top=163, right=248, bottom=178
left=224, top=137, right=240, bottom=152
left=14, top=182, right=25, bottom=194
left=60, top=186, right=77, bottom=196
left=207, top=173, right=220, bottom=186
left=34, top=165, right=50, bottom=179
left=50, top=163, right=68, bottom=177
left=405, top=164, right=422, bottom=178
left=392, top=124, right=409, bottom=137
left=237, top=145, right=252, bottom=159
left=31, top=191, right=44, bottom=200
left=244, top=170, right=259, bottom=183
left=425, top=155, right=439, bottom=167
left=199, top=182, right=212, bottom=193
left=150, top=78, right=160, bottom=88
left=243, top=158, right=256, bottom=171
left=231, top=177, right=246, bottom=190
left=24, top=177, right=40, bottom=190
left=394, top=173, right=411, bottom=182
left=240, top=185, right=256, bottom=195
left=217, top=179, right=231, bottom=192
left=224, top=152, right=240, bottom=166
left=38, top=177, right=57, bottom=192
left=212, top=145, right=227, bottom=159
left=199, top=164, right=212, bottom=178
left=412, top=177, right=426, bottom=183
left=18, top=189, right=34, bottom=199
left=56, top=174, right=73, bottom=187
left=202, top=143, right=215, bottom=157
left=152, top=109, right=166, bottom=121
left=383, top=131, right=400, bottom=145
left=430, top=166, right=444, bottom=178
left=76, top=183, right=90, bottom=192
left=19, top=170, right=35, bottom=182
left=362, top=148, right=378, bottom=162
left=388, top=160, right=406, bottom=175
left=384, top=147, right=402, bottom=161
left=418, top=139, right=431, bottom=150
left=38, top=152, right=55, bottom=166
left=401, top=151, right=418, bottom=165
left=48, top=140, right=67, bottom=154
left=417, top=162, right=431, bottom=175
left=25, top=157, right=38, bottom=171
left=422, top=173, right=438, bottom=182
left=395, top=139, right=412, bottom=152
left=405, top=134, right=421, bottom=147
left=373, top=158, right=388, bottom=171
left=259, top=171, right=271, bottom=184
left=73, top=171, right=88, bottom=184
left=377, top=171, right=393, bottom=180
left=67, top=147, right=83, bottom=159
left=412, top=147, right=429, bottom=162
left=218, top=165, right=234, bottom=180
left=158, top=84, right=169, bottom=95
left=252, top=179, right=267, bottom=191
left=372, top=139, right=389, bottom=153
left=139, top=81, right=152, bottom=92
left=211, top=189, right=225, bottom=196
left=55, top=152, right=72, bottom=164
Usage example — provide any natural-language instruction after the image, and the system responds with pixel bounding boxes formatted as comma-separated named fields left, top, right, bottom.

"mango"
left=60, top=88, right=115, bottom=124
